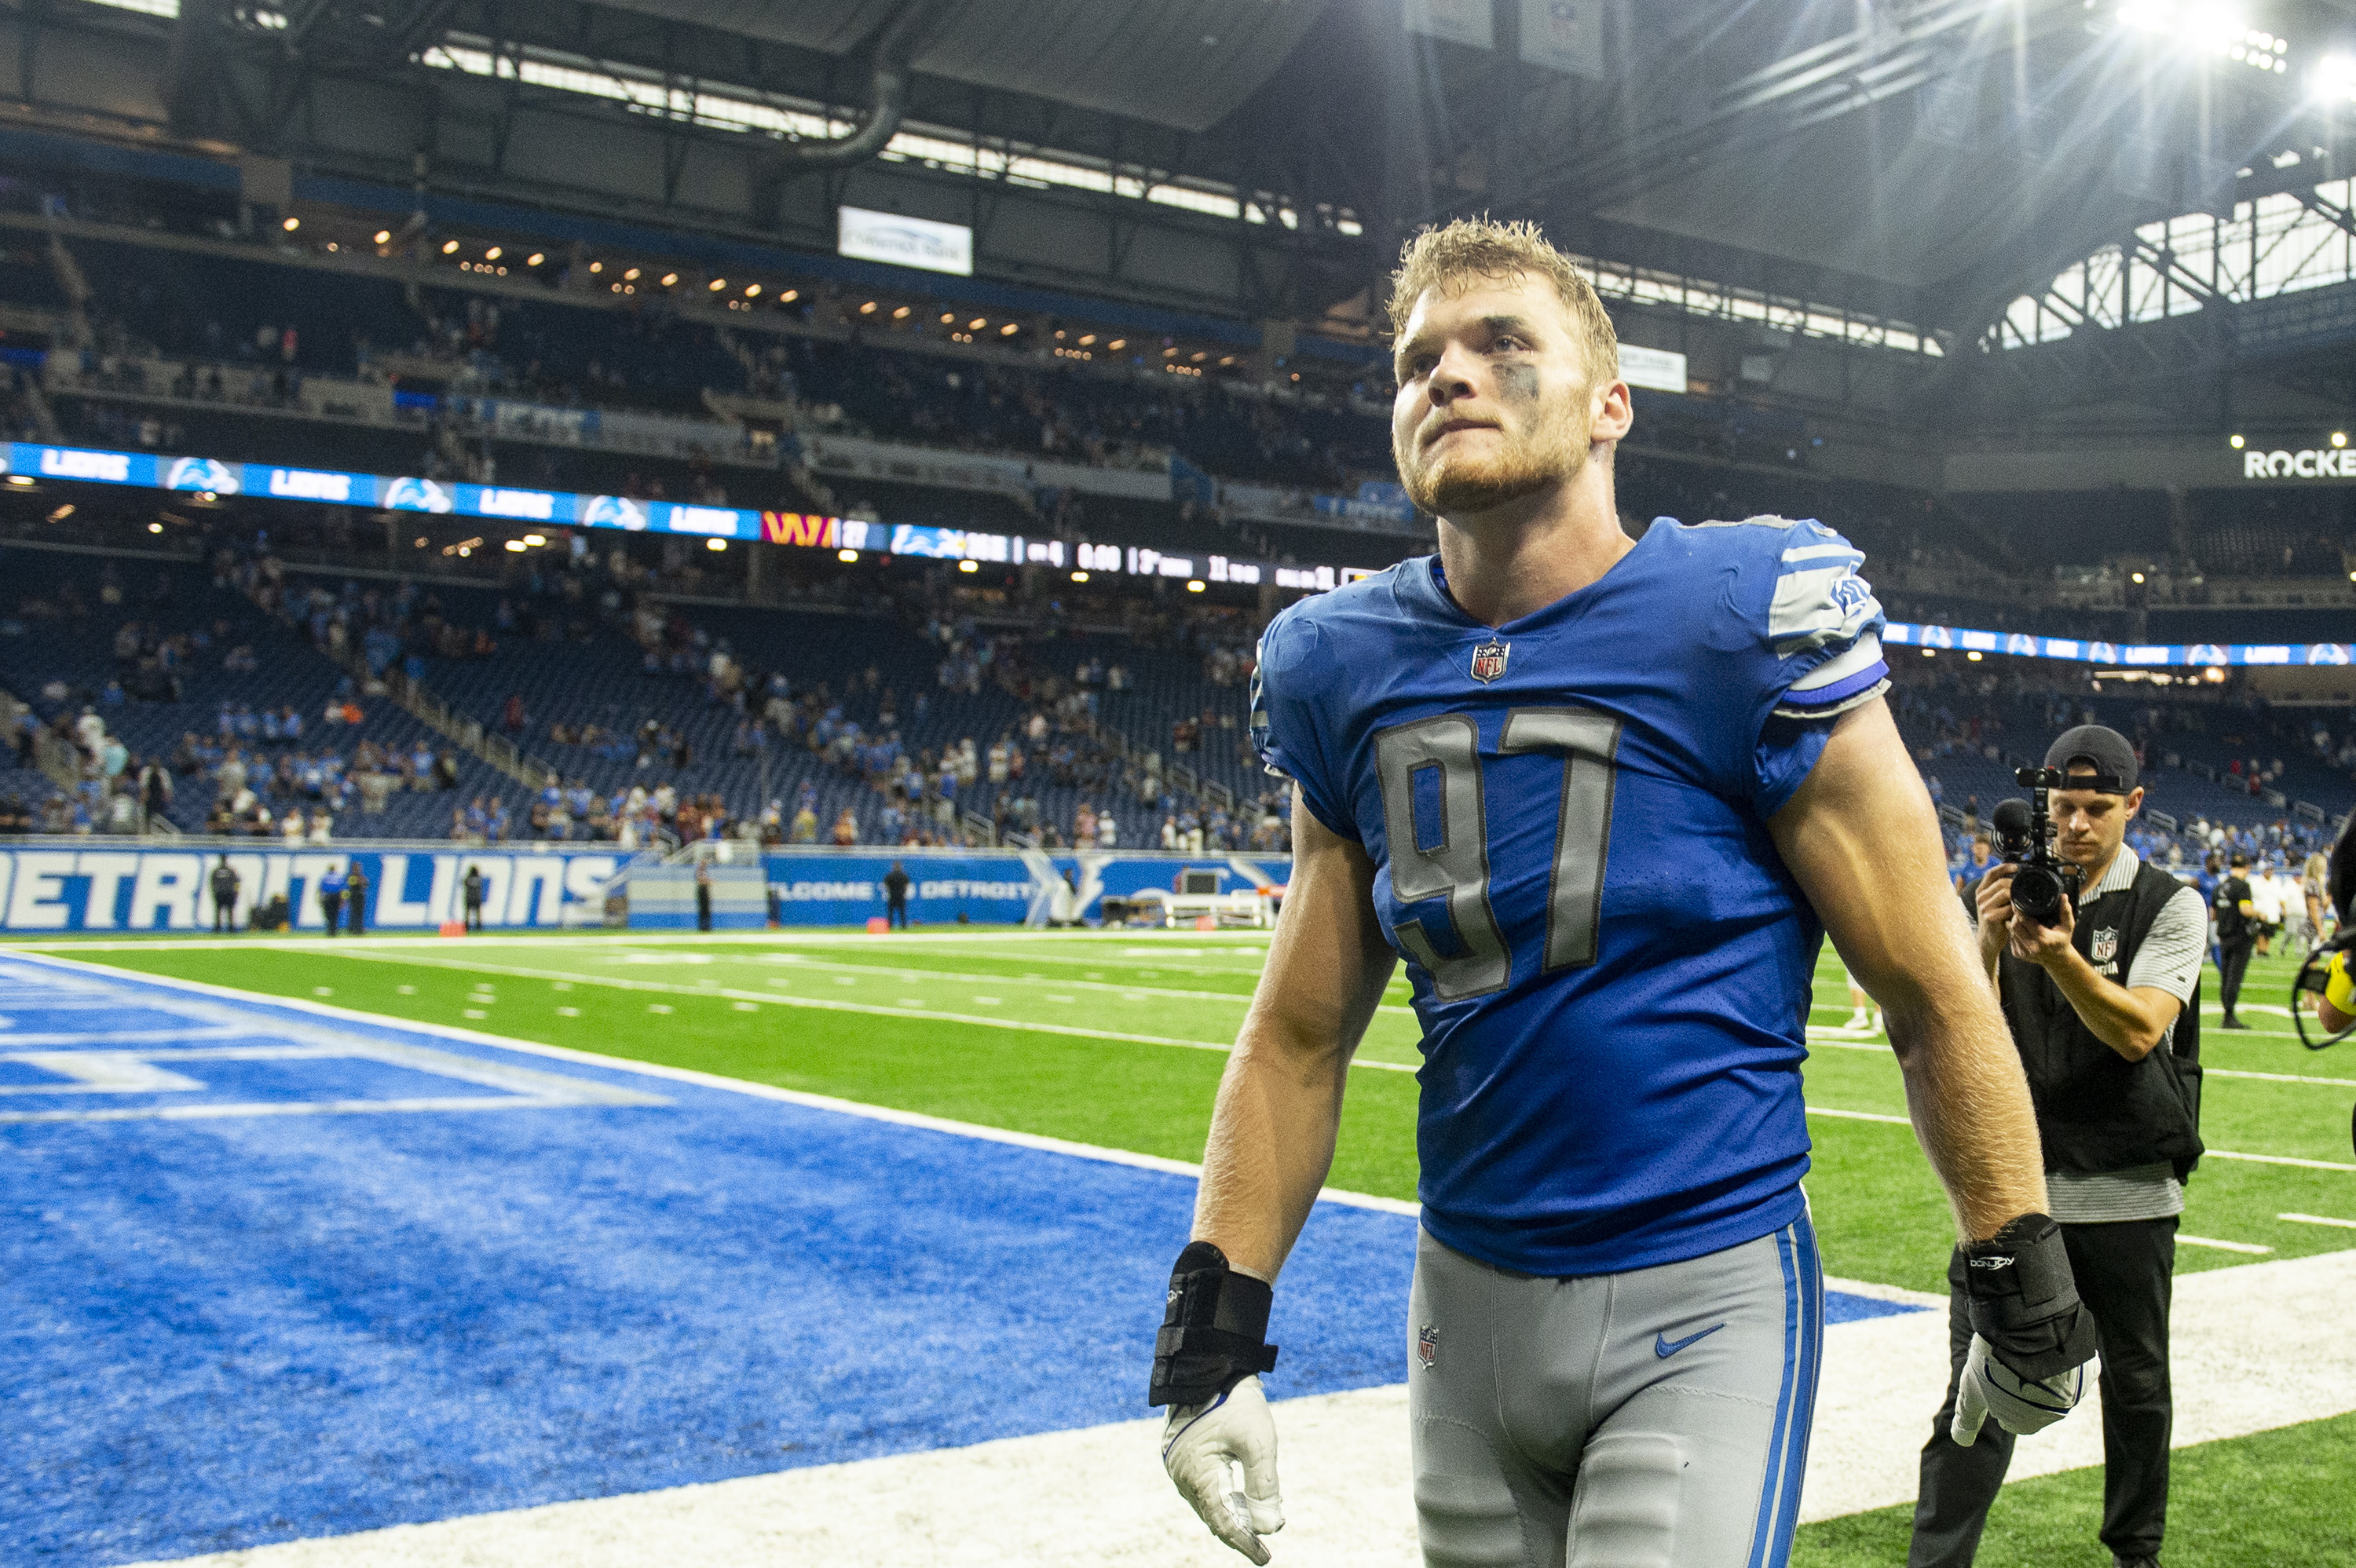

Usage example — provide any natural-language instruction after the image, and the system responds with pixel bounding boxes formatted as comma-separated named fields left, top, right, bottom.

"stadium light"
left=660, top=272, right=678, bottom=287
left=744, top=284, right=762, bottom=298
left=2334, top=432, right=2349, bottom=447
left=781, top=289, right=798, bottom=303
left=837, top=549, right=859, bottom=563
left=374, top=229, right=391, bottom=244
left=707, top=538, right=728, bottom=552
left=148, top=521, right=163, bottom=533
left=2230, top=433, right=2245, bottom=448
left=49, top=505, right=74, bottom=521
left=485, top=247, right=501, bottom=261
left=1001, top=322, right=1019, bottom=336
left=281, top=216, right=299, bottom=232
left=5, top=474, right=34, bottom=485
left=968, top=318, right=986, bottom=331
left=957, top=558, right=980, bottom=573
left=709, top=278, right=727, bottom=291
left=860, top=301, right=877, bottom=313
left=441, top=239, right=459, bottom=254
left=589, top=261, right=602, bottom=274
left=1077, top=334, right=1096, bottom=345
left=2317, top=54, right=2356, bottom=101
left=1107, top=339, right=1125, bottom=351
left=523, top=533, right=546, bottom=546
left=1070, top=570, right=1089, bottom=583
left=1187, top=579, right=1206, bottom=593
left=528, top=253, right=545, bottom=267
left=503, top=539, right=527, bottom=553
left=940, top=313, right=956, bottom=324
left=2131, top=572, right=2146, bottom=583
left=892, top=305, right=910, bottom=319
left=624, top=267, right=640, bottom=281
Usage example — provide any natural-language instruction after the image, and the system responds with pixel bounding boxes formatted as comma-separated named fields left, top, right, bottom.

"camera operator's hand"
left=2008, top=886, right=2075, bottom=969
left=1974, top=862, right=2018, bottom=970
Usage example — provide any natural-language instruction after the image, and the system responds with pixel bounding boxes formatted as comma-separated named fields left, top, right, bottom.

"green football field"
left=24, top=927, right=2356, bottom=1563
left=38, top=928, right=2356, bottom=1297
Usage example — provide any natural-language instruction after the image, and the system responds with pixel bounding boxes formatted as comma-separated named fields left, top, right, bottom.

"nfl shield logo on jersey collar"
left=1469, top=639, right=1510, bottom=684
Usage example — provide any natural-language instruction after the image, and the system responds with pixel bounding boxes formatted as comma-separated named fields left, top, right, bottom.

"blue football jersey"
left=1251, top=517, right=1889, bottom=1277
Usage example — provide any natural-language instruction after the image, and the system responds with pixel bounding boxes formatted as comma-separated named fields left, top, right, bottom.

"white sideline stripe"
left=2281, top=1212, right=2356, bottom=1229
left=2178, top=1234, right=2274, bottom=1254
left=0, top=949, right=1421, bottom=1219
left=1813, top=1040, right=2356, bottom=1090
left=118, top=1248, right=2356, bottom=1568
left=1808, top=1102, right=2356, bottom=1169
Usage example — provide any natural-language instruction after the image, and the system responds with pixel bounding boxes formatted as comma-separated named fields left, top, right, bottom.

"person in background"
left=210, top=855, right=240, bottom=934
left=316, top=860, right=347, bottom=937
left=884, top=861, right=912, bottom=930
left=2211, top=852, right=2257, bottom=1030
left=830, top=808, right=859, bottom=846
left=1955, top=834, right=1994, bottom=912
left=463, top=864, right=487, bottom=932
left=2305, top=848, right=2335, bottom=956
left=344, top=861, right=368, bottom=936
left=695, top=861, right=713, bottom=933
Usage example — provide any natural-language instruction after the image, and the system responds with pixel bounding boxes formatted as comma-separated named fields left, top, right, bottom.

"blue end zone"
left=0, top=955, right=1918, bottom=1566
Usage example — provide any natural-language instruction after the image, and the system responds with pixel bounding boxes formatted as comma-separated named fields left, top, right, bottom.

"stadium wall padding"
left=0, top=848, right=622, bottom=932
left=0, top=848, right=1293, bottom=930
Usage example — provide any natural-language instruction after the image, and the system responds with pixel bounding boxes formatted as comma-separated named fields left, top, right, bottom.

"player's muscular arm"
left=1768, top=698, right=2047, bottom=1242
left=1192, top=786, right=1399, bottom=1281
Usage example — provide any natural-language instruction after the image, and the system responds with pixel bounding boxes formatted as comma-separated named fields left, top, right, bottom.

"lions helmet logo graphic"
left=1469, top=640, right=1509, bottom=684
left=166, top=457, right=240, bottom=495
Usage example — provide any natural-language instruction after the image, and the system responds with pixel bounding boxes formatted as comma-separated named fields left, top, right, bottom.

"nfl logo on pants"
left=1418, top=1325, right=1439, bottom=1370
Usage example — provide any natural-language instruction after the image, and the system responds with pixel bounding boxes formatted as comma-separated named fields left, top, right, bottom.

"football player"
left=1150, top=219, right=2096, bottom=1566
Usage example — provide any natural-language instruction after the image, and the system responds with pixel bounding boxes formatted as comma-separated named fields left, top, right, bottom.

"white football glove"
left=1952, top=1330, right=2085, bottom=1445
left=1162, top=1373, right=1285, bottom=1564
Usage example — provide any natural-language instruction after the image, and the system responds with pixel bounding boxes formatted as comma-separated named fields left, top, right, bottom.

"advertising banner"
left=760, top=851, right=1293, bottom=927
left=0, top=847, right=620, bottom=932
left=1884, top=622, right=2354, bottom=668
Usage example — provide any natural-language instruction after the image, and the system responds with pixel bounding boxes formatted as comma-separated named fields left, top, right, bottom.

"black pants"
left=464, top=903, right=483, bottom=931
left=1910, top=1216, right=2176, bottom=1566
left=696, top=886, right=712, bottom=932
left=347, top=897, right=364, bottom=935
left=887, top=897, right=908, bottom=929
left=2216, top=939, right=2254, bottom=1019
left=213, top=898, right=235, bottom=933
left=319, top=894, right=341, bottom=934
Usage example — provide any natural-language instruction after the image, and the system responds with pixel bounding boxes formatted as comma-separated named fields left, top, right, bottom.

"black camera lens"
left=2012, top=864, right=2065, bottom=926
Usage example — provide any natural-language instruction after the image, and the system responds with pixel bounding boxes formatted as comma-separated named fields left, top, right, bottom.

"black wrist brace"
left=1148, top=1240, right=1279, bottom=1408
left=1954, top=1212, right=2098, bottom=1381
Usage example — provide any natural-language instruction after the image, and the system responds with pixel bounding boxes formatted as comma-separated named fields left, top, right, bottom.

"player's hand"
left=2007, top=887, right=2074, bottom=968
left=1952, top=1330, right=2083, bottom=1443
left=1974, top=863, right=2016, bottom=967
left=1951, top=1214, right=2097, bottom=1446
left=1162, top=1374, right=1284, bottom=1563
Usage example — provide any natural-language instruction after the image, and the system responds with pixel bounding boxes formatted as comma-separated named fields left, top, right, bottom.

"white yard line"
left=117, top=1248, right=2356, bottom=1568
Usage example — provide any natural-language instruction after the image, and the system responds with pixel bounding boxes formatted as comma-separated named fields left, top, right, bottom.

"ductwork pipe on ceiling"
left=774, top=0, right=947, bottom=168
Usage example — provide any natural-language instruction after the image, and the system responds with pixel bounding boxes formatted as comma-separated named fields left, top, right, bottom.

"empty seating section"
left=70, top=238, right=421, bottom=376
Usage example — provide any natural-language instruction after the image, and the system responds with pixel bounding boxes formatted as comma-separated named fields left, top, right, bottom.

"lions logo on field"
left=2091, top=927, right=2119, bottom=964
left=1418, top=1325, right=1439, bottom=1370
left=1469, top=639, right=1509, bottom=684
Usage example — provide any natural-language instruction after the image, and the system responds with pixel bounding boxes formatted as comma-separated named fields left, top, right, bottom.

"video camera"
left=1991, top=766, right=2086, bottom=928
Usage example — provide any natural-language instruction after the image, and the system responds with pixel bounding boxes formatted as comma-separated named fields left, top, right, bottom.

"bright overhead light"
left=1077, top=334, right=1096, bottom=345
left=2335, top=432, right=2350, bottom=448
left=660, top=272, right=679, bottom=287
left=374, top=229, right=392, bottom=244
left=940, top=313, right=956, bottom=324
left=1186, top=580, right=1206, bottom=593
left=1070, top=570, right=1089, bottom=583
left=957, top=558, right=980, bottom=573
left=2229, top=433, right=2245, bottom=448
left=706, top=537, right=728, bottom=552
left=485, top=246, right=501, bottom=261
left=2319, top=54, right=2356, bottom=102
left=589, top=261, right=603, bottom=273
left=859, top=301, right=878, bottom=313
left=5, top=474, right=35, bottom=485
left=892, top=305, right=910, bottom=319
left=1107, top=338, right=1125, bottom=351
left=528, top=252, right=545, bottom=266
left=522, top=533, right=546, bottom=546
left=624, top=267, right=640, bottom=280
left=968, top=318, right=986, bottom=331
left=503, top=539, right=528, bottom=553
left=1000, top=322, right=1019, bottom=336
left=148, top=521, right=163, bottom=533
left=441, top=239, right=459, bottom=254
left=744, top=283, right=761, bottom=298
left=709, top=278, right=727, bottom=291
left=281, top=216, right=300, bottom=232
left=837, top=549, right=859, bottom=563
left=780, top=288, right=798, bottom=302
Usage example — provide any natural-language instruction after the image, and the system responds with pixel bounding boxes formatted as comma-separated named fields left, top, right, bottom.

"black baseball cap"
left=2045, top=725, right=2138, bottom=794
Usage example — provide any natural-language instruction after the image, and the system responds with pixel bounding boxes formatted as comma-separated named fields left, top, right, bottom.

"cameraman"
left=1911, top=727, right=2207, bottom=1568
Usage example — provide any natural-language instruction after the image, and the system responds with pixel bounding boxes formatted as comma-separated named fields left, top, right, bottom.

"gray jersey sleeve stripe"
left=2124, top=884, right=2210, bottom=1005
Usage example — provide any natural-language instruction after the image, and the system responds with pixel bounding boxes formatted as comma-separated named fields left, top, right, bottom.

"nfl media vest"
left=1999, top=861, right=2205, bottom=1181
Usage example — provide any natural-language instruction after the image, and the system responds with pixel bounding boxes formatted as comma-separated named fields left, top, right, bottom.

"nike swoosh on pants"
left=1654, top=1322, right=1727, bottom=1358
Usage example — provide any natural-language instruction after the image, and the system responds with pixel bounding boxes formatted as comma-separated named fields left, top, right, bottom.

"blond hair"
left=1387, top=217, right=1619, bottom=386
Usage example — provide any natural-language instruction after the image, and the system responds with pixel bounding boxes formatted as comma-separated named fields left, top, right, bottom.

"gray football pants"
left=1408, top=1217, right=1824, bottom=1568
